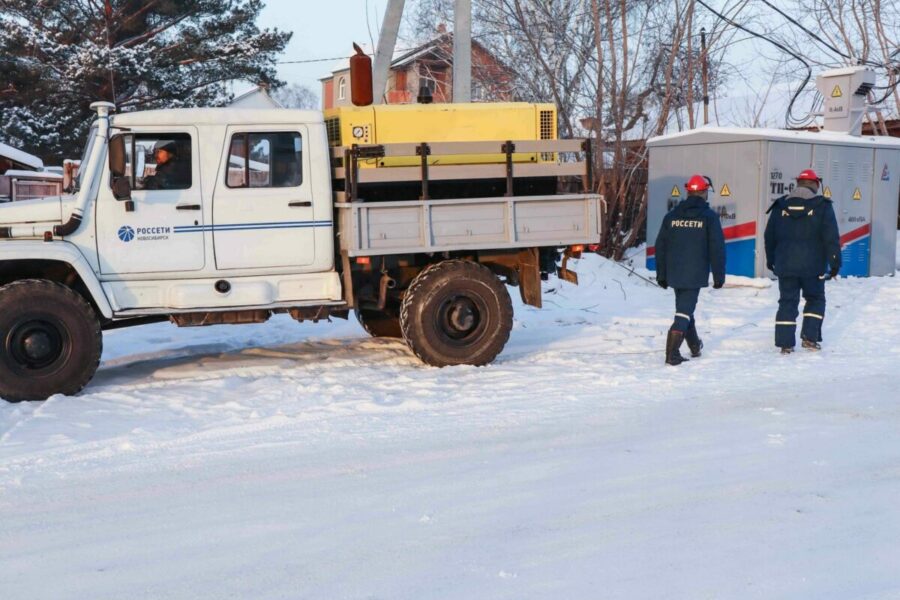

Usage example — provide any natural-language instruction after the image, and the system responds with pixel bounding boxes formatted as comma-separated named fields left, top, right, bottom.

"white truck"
left=0, top=102, right=602, bottom=401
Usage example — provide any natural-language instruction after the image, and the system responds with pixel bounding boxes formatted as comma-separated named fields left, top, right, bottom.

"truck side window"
left=227, top=132, right=302, bottom=189
left=118, top=133, right=192, bottom=191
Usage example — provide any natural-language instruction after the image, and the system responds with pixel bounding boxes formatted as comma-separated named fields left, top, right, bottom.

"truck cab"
left=0, top=102, right=601, bottom=402
left=86, top=108, right=342, bottom=313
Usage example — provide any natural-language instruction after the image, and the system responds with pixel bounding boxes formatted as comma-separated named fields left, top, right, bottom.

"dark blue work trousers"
left=672, top=288, right=700, bottom=335
left=776, top=276, right=826, bottom=348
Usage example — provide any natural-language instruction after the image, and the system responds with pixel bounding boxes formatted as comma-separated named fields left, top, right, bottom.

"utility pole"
left=373, top=0, right=406, bottom=105
left=701, top=27, right=709, bottom=126
left=453, top=0, right=472, bottom=103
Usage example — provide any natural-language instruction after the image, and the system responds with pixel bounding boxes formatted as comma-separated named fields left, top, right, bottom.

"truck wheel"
left=356, top=308, right=402, bottom=338
left=400, top=260, right=513, bottom=367
left=0, top=280, right=102, bottom=402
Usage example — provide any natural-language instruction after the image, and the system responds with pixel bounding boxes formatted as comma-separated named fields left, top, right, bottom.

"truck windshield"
left=75, top=125, right=98, bottom=192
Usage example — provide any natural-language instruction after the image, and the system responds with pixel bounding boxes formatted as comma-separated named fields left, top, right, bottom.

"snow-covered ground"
left=2, top=240, right=900, bottom=599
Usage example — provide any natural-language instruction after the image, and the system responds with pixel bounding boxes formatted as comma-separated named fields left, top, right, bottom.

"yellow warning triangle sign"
left=671, top=185, right=681, bottom=197
left=831, top=85, right=843, bottom=98
left=823, top=186, right=832, bottom=198
left=852, top=187, right=862, bottom=200
left=720, top=183, right=731, bottom=197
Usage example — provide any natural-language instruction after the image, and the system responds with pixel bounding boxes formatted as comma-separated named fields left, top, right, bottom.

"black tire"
left=0, top=280, right=102, bottom=402
left=400, top=260, right=513, bottom=367
left=356, top=307, right=403, bottom=338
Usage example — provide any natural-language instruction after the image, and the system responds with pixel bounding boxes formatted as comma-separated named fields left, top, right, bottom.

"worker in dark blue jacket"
left=764, top=169, right=841, bottom=354
left=654, top=174, right=727, bottom=366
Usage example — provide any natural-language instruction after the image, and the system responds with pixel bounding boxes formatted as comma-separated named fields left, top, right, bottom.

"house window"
left=472, top=82, right=486, bottom=102
left=420, top=74, right=436, bottom=93
left=419, top=65, right=450, bottom=100
left=227, top=132, right=302, bottom=189
left=338, top=77, right=347, bottom=100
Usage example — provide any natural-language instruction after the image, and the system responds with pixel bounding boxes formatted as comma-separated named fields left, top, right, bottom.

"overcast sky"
left=257, top=0, right=391, bottom=92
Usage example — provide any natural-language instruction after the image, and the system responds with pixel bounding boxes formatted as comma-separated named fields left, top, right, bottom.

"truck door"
left=96, top=129, right=206, bottom=275
left=212, top=127, right=319, bottom=270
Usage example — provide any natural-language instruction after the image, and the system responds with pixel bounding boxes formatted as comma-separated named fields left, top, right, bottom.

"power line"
left=278, top=56, right=350, bottom=65
left=758, top=0, right=884, bottom=69
left=871, top=79, right=900, bottom=105
left=275, top=10, right=591, bottom=68
left=752, top=1, right=900, bottom=115
left=277, top=43, right=442, bottom=66
left=695, top=0, right=815, bottom=128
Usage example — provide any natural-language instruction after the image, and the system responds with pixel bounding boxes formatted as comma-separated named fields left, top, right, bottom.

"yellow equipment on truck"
left=324, top=43, right=589, bottom=202
left=326, top=101, right=586, bottom=202
left=324, top=102, right=558, bottom=166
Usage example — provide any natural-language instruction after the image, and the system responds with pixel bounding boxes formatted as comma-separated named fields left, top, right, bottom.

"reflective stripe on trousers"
left=672, top=288, right=700, bottom=333
left=776, top=276, right=826, bottom=347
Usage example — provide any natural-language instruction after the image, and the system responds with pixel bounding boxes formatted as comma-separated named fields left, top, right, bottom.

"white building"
left=0, top=141, right=43, bottom=174
left=228, top=85, right=283, bottom=110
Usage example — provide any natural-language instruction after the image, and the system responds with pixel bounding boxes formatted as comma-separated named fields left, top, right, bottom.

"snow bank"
left=1, top=254, right=899, bottom=599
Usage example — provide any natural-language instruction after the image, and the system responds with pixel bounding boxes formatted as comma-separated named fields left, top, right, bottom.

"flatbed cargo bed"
left=336, top=193, right=602, bottom=256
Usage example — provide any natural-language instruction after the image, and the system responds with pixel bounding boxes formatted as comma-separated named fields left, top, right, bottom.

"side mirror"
left=108, top=134, right=134, bottom=211
left=109, top=134, right=126, bottom=177
left=112, top=175, right=131, bottom=200
left=112, top=175, right=134, bottom=212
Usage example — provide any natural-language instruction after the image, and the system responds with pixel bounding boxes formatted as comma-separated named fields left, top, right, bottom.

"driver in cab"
left=143, top=140, right=190, bottom=190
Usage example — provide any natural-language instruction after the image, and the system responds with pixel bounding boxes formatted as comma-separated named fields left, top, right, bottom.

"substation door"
left=813, top=145, right=874, bottom=277
left=710, top=141, right=762, bottom=278
left=870, top=148, right=900, bottom=276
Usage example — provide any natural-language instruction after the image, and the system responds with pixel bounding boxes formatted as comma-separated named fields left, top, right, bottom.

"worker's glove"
left=657, top=279, right=668, bottom=290
left=829, top=266, right=840, bottom=279
left=713, top=279, right=725, bottom=289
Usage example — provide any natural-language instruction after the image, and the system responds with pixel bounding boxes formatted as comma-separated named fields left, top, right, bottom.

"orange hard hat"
left=685, top=174, right=713, bottom=193
left=797, top=169, right=821, bottom=182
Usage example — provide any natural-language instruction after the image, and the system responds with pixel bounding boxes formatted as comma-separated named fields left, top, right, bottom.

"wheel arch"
left=345, top=247, right=548, bottom=311
left=476, top=247, right=544, bottom=308
left=0, top=242, right=113, bottom=319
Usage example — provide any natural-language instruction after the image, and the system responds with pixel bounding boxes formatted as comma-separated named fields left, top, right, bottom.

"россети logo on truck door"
left=117, top=226, right=135, bottom=242
left=118, top=225, right=171, bottom=242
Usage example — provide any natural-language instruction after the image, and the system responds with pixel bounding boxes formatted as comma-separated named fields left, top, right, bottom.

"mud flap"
left=557, top=251, right=579, bottom=285
left=517, top=247, right=543, bottom=308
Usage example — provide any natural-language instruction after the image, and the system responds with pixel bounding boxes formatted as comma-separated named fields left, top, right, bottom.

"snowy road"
left=2, top=251, right=900, bottom=599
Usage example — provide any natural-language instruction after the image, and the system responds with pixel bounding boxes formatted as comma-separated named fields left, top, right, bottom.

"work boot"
left=665, top=329, right=689, bottom=366
left=685, top=326, right=703, bottom=358
left=801, top=339, right=822, bottom=351
left=780, top=347, right=794, bottom=355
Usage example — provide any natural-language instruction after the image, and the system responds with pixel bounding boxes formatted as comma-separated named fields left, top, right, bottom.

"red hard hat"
left=797, top=169, right=821, bottom=182
left=685, top=174, right=712, bottom=192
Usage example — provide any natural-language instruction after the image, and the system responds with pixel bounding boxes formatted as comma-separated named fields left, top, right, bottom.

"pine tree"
left=0, top=0, right=291, bottom=163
